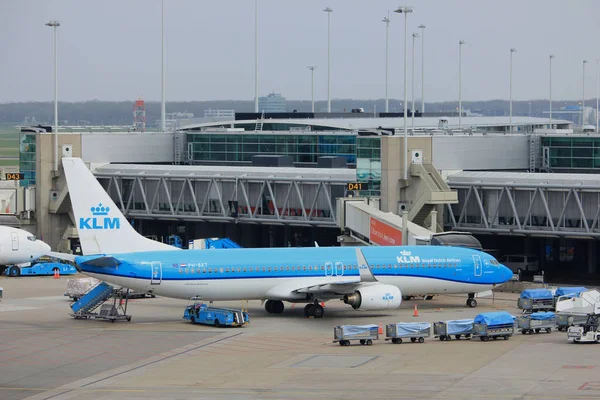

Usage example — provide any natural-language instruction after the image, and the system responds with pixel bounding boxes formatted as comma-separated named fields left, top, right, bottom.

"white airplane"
left=62, top=157, right=512, bottom=317
left=0, top=226, right=51, bottom=275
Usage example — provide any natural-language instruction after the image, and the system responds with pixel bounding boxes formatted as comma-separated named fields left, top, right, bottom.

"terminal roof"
left=93, top=163, right=356, bottom=180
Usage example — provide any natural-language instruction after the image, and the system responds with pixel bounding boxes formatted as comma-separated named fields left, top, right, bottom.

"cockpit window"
left=489, top=259, right=500, bottom=266
left=27, top=235, right=37, bottom=242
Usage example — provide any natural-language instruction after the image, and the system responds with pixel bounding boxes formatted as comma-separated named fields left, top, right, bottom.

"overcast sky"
left=2, top=0, right=599, bottom=103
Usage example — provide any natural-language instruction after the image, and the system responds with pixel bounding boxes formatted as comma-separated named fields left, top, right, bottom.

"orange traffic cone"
left=53, top=269, right=60, bottom=279
left=378, top=323, right=383, bottom=334
left=320, top=302, right=325, bottom=308
left=413, top=304, right=419, bottom=317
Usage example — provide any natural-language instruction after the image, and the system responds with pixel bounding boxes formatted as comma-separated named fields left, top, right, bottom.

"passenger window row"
left=176, top=262, right=459, bottom=274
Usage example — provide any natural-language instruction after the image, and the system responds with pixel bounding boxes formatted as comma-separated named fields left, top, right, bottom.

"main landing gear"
left=304, top=302, right=324, bottom=319
left=466, top=293, right=478, bottom=308
left=265, top=300, right=284, bottom=314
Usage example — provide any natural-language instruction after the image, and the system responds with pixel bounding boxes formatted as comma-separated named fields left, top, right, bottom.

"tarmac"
left=0, top=274, right=599, bottom=400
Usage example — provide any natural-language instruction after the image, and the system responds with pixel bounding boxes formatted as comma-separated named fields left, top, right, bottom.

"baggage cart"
left=516, top=312, right=556, bottom=334
left=333, top=325, right=379, bottom=346
left=556, top=313, right=589, bottom=331
left=433, top=319, right=474, bottom=341
left=473, top=311, right=515, bottom=341
left=517, top=289, right=554, bottom=313
left=385, top=322, right=430, bottom=344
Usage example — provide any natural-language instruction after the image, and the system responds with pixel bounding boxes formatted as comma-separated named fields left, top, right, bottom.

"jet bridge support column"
left=589, top=241, right=597, bottom=274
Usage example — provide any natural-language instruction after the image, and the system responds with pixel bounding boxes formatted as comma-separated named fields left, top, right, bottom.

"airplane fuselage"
left=77, top=245, right=511, bottom=302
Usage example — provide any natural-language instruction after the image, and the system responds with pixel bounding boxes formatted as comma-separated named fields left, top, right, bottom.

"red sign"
left=369, top=217, right=402, bottom=246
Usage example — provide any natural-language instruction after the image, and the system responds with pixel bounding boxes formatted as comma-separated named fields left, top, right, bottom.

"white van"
left=498, top=254, right=539, bottom=274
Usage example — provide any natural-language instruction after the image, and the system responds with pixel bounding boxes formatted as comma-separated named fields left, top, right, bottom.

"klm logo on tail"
left=79, top=203, right=120, bottom=230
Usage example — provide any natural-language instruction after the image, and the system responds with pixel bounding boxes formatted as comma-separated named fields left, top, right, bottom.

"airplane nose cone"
left=499, top=264, right=512, bottom=282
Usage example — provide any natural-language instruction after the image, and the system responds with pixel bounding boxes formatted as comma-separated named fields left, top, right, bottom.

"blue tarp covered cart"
left=516, top=311, right=556, bottom=334
left=385, top=322, right=431, bottom=344
left=473, top=311, right=515, bottom=341
left=433, top=319, right=474, bottom=341
left=333, top=325, right=379, bottom=346
left=556, top=313, right=589, bottom=331
left=555, top=287, right=587, bottom=298
left=517, top=289, right=555, bottom=313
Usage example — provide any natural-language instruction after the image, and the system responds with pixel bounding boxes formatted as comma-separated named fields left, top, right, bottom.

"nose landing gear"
left=466, top=293, right=478, bottom=308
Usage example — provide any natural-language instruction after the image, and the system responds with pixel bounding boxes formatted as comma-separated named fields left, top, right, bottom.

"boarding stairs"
left=70, top=282, right=132, bottom=322
left=555, top=289, right=600, bottom=315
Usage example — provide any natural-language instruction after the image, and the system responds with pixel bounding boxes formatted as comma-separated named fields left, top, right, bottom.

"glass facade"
left=356, top=137, right=381, bottom=196
left=186, top=133, right=357, bottom=166
left=541, top=136, right=600, bottom=170
left=19, top=133, right=36, bottom=186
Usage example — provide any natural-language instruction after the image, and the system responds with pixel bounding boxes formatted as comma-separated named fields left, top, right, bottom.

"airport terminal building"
left=11, top=112, right=600, bottom=281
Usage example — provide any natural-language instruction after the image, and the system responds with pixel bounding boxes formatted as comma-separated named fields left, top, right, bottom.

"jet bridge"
left=337, top=198, right=437, bottom=246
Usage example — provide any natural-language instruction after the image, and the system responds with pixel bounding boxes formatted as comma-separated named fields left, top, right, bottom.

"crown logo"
left=90, top=203, right=110, bottom=216
left=400, top=250, right=411, bottom=256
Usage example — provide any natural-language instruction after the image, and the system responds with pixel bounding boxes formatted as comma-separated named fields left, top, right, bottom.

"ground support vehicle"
left=385, top=322, right=430, bottom=344
left=556, top=313, right=589, bottom=331
left=70, top=282, right=131, bottom=322
left=516, top=312, right=556, bottom=334
left=473, top=311, right=515, bottom=341
left=433, top=319, right=474, bottom=341
left=4, top=262, right=77, bottom=277
left=333, top=325, right=379, bottom=346
left=567, top=314, right=600, bottom=344
left=183, top=298, right=249, bottom=327
left=517, top=289, right=554, bottom=313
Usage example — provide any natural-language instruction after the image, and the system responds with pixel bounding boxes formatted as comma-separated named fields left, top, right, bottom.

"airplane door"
left=473, top=255, right=482, bottom=277
left=151, top=261, right=162, bottom=285
left=325, top=262, right=333, bottom=277
left=11, top=232, right=18, bottom=251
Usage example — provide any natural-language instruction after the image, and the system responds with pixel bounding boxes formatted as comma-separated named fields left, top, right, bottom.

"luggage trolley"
left=434, top=319, right=474, bottom=341
left=385, top=322, right=431, bottom=344
left=517, top=289, right=554, bottom=314
left=333, top=325, right=379, bottom=346
left=473, top=311, right=515, bottom=341
left=556, top=313, right=589, bottom=331
left=516, top=311, right=556, bottom=334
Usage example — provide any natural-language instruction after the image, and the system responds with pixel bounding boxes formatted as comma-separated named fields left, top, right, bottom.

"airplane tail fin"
left=62, top=157, right=179, bottom=255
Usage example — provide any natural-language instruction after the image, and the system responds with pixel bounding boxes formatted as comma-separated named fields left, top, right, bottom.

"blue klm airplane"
left=62, top=158, right=512, bottom=318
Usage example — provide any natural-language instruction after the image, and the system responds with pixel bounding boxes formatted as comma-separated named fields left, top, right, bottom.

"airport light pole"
left=307, top=66, right=317, bottom=112
left=382, top=14, right=390, bottom=113
left=45, top=20, right=60, bottom=171
left=509, top=48, right=516, bottom=133
left=583, top=59, right=588, bottom=126
left=597, top=58, right=599, bottom=131
left=549, top=54, right=555, bottom=128
left=394, top=6, right=413, bottom=181
left=254, top=0, right=259, bottom=113
left=324, top=7, right=332, bottom=112
left=418, top=24, right=425, bottom=114
left=458, top=40, right=465, bottom=129
left=161, top=0, right=166, bottom=131
left=412, top=32, right=419, bottom=132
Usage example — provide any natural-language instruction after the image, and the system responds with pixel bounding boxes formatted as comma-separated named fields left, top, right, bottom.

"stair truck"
left=385, top=322, right=431, bottom=344
left=473, top=311, right=516, bottom=341
left=333, top=325, right=379, bottom=346
left=567, top=304, right=600, bottom=344
left=434, top=319, right=474, bottom=341
left=516, top=311, right=556, bottom=334
left=183, top=298, right=249, bottom=327
left=70, top=282, right=131, bottom=322
left=517, top=289, right=554, bottom=313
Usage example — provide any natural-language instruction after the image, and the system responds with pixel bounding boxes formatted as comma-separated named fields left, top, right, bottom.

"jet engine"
left=343, top=284, right=402, bottom=311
